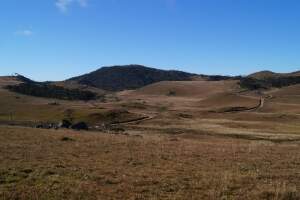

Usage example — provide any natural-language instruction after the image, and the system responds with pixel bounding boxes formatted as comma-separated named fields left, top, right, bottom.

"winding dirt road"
left=221, top=94, right=269, bottom=113
left=110, top=114, right=155, bottom=125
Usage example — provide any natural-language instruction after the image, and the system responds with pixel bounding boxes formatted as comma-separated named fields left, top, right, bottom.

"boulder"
left=71, top=122, right=88, bottom=130
left=36, top=123, right=54, bottom=129
left=58, top=119, right=72, bottom=129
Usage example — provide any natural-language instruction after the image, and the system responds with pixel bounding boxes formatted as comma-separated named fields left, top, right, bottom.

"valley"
left=0, top=66, right=300, bottom=199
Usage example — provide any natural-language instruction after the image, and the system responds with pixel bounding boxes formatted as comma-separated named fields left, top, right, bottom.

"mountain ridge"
left=1, top=65, right=300, bottom=94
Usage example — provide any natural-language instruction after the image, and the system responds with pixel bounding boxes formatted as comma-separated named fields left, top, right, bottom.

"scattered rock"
left=96, top=124, right=126, bottom=133
left=35, top=123, right=57, bottom=129
left=58, top=119, right=72, bottom=129
left=71, top=122, right=88, bottom=130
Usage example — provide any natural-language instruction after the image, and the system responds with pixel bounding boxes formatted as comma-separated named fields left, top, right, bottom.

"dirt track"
left=110, top=114, right=155, bottom=125
left=220, top=95, right=267, bottom=113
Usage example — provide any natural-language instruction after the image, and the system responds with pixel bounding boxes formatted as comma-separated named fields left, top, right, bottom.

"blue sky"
left=1, top=0, right=300, bottom=81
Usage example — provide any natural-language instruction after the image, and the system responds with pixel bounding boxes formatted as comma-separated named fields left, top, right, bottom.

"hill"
left=1, top=68, right=300, bottom=199
left=2, top=75, right=98, bottom=101
left=132, top=80, right=238, bottom=98
left=240, top=70, right=300, bottom=90
left=248, top=70, right=279, bottom=79
left=68, top=65, right=196, bottom=91
left=249, top=70, right=300, bottom=79
left=0, top=76, right=21, bottom=87
left=290, top=70, right=300, bottom=76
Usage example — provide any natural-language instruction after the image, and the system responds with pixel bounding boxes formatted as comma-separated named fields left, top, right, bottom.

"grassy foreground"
left=0, top=126, right=299, bottom=200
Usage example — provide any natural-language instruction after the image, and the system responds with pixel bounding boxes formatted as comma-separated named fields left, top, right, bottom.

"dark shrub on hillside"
left=69, top=65, right=195, bottom=91
left=59, top=119, right=72, bottom=128
left=240, top=76, right=300, bottom=90
left=207, top=75, right=242, bottom=81
left=6, top=82, right=97, bottom=101
left=239, top=77, right=270, bottom=90
left=71, top=122, right=88, bottom=130
left=199, top=75, right=243, bottom=81
left=167, top=90, right=176, bottom=96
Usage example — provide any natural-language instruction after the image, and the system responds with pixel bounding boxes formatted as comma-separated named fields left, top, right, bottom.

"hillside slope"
left=132, top=80, right=238, bottom=97
left=249, top=70, right=300, bottom=79
left=240, top=70, right=300, bottom=90
left=68, top=65, right=195, bottom=91
left=1, top=75, right=98, bottom=101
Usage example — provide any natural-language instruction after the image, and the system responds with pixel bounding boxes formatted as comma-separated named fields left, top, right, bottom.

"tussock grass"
left=0, top=126, right=299, bottom=199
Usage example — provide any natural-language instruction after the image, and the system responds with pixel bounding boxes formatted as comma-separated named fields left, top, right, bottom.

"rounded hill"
left=68, top=65, right=195, bottom=91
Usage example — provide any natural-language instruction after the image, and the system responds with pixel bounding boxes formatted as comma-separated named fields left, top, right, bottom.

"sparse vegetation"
left=69, top=65, right=195, bottom=91
left=239, top=76, right=300, bottom=90
left=167, top=90, right=176, bottom=96
left=71, top=121, right=88, bottom=130
left=6, top=82, right=98, bottom=101
left=61, top=136, right=74, bottom=141
left=1, top=70, right=300, bottom=199
left=157, top=106, right=168, bottom=112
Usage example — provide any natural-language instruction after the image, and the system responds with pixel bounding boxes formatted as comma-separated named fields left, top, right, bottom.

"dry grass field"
left=1, top=126, right=300, bottom=200
left=132, top=80, right=238, bottom=98
left=0, top=77, right=300, bottom=199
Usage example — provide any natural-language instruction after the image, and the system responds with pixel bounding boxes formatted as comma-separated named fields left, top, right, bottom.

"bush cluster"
left=6, top=82, right=97, bottom=101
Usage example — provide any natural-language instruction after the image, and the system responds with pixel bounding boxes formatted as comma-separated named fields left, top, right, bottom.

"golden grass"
left=1, top=78, right=300, bottom=199
left=131, top=80, right=238, bottom=97
left=0, top=89, right=139, bottom=125
left=0, top=126, right=299, bottom=199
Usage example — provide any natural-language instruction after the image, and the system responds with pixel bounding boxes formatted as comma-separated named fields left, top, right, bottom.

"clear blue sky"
left=1, top=0, right=300, bottom=81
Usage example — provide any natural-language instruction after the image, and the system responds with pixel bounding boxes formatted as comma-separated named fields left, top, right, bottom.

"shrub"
left=6, top=82, right=98, bottom=101
left=239, top=76, right=300, bottom=90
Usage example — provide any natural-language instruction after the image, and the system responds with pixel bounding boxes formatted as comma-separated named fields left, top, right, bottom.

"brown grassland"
left=0, top=77, right=300, bottom=199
